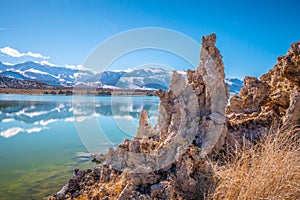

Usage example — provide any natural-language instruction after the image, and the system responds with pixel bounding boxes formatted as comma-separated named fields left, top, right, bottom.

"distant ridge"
left=0, top=76, right=55, bottom=89
left=0, top=61, right=243, bottom=93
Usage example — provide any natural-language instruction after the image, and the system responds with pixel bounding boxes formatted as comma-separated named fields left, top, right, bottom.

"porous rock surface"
left=50, top=35, right=300, bottom=200
left=227, top=40, right=300, bottom=146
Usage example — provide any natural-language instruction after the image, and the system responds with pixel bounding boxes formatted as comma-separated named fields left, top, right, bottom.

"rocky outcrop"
left=51, top=33, right=228, bottom=200
left=50, top=36, right=300, bottom=200
left=227, top=40, right=300, bottom=145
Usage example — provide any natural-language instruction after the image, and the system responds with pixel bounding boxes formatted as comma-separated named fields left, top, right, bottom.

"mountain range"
left=0, top=61, right=243, bottom=93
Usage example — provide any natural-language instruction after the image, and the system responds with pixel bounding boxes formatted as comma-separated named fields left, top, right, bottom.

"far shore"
left=0, top=87, right=157, bottom=96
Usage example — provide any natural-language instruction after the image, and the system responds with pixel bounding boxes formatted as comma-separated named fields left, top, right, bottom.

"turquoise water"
left=0, top=94, right=159, bottom=200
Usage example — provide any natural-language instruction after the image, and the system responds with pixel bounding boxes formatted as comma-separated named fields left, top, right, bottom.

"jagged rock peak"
left=198, top=34, right=226, bottom=86
left=50, top=33, right=230, bottom=200
left=202, top=33, right=216, bottom=46
left=289, top=40, right=300, bottom=55
left=201, top=33, right=218, bottom=58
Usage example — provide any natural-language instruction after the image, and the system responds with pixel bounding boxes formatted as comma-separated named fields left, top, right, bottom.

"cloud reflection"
left=0, top=127, right=24, bottom=138
left=0, top=97, right=159, bottom=138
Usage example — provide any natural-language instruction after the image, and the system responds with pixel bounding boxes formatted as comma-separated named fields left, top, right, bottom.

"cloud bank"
left=0, top=46, right=49, bottom=59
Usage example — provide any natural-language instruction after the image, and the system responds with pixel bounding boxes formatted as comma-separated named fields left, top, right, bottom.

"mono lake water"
left=0, top=94, right=159, bottom=200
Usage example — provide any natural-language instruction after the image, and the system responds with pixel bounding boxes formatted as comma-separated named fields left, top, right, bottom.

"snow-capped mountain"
left=0, top=61, right=93, bottom=86
left=114, top=68, right=171, bottom=90
left=0, top=61, right=244, bottom=93
left=0, top=76, right=55, bottom=89
left=225, top=78, right=244, bottom=94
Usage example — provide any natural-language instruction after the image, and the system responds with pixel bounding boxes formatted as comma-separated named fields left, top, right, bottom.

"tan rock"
left=51, top=37, right=300, bottom=200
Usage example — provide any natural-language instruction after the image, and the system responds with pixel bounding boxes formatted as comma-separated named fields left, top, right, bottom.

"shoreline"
left=0, top=88, right=157, bottom=96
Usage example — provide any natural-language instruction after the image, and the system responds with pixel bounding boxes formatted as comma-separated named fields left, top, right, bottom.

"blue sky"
left=0, top=0, right=299, bottom=78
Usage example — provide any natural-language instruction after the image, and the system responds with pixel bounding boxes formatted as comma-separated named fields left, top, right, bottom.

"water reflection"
left=0, top=96, right=159, bottom=139
left=0, top=95, right=160, bottom=199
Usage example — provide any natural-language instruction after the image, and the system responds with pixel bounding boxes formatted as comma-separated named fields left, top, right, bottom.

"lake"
left=0, top=94, right=159, bottom=200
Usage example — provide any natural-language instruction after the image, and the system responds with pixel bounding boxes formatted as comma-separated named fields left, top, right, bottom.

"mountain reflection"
left=0, top=96, right=159, bottom=138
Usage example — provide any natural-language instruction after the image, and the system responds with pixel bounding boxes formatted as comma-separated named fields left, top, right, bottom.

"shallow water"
left=0, top=94, right=159, bottom=200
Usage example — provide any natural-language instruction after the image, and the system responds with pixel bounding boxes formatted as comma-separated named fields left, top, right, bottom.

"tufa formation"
left=50, top=34, right=300, bottom=200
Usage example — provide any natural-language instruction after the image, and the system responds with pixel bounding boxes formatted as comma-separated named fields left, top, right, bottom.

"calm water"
left=0, top=94, right=159, bottom=200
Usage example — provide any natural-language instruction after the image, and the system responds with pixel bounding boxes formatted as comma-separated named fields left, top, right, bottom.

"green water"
left=0, top=94, right=159, bottom=199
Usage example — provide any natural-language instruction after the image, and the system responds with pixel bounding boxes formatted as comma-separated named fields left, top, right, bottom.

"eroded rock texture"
left=50, top=36, right=300, bottom=200
left=227, top=40, right=300, bottom=147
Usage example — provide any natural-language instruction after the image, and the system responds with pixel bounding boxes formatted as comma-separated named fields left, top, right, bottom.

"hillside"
left=0, top=76, right=55, bottom=89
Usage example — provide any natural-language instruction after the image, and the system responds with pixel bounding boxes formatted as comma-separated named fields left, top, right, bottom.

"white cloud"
left=2, top=118, right=14, bottom=123
left=0, top=126, right=49, bottom=138
left=40, top=119, right=57, bottom=126
left=75, top=113, right=100, bottom=122
left=114, top=115, right=134, bottom=120
left=26, top=51, right=49, bottom=59
left=0, top=46, right=49, bottom=59
left=65, top=117, right=75, bottom=122
left=2, top=61, right=14, bottom=66
left=0, top=127, right=24, bottom=138
left=26, top=127, right=46, bottom=134
left=16, top=109, right=48, bottom=117
left=0, top=47, right=23, bottom=57
left=65, top=64, right=94, bottom=71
